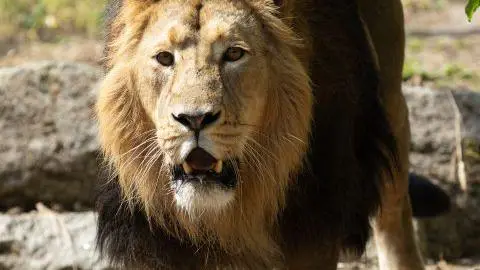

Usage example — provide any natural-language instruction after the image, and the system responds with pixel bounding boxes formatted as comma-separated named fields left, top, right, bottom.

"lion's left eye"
left=223, top=47, right=245, bottom=62
left=155, top=51, right=175, bottom=66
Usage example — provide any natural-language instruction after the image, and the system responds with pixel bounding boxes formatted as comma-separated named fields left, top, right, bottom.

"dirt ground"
left=0, top=0, right=479, bottom=269
left=403, top=0, right=480, bottom=90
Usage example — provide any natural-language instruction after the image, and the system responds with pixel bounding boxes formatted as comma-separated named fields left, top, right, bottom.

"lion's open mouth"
left=172, top=148, right=237, bottom=188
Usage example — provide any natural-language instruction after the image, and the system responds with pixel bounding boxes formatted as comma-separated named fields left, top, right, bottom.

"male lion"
left=96, top=0, right=430, bottom=269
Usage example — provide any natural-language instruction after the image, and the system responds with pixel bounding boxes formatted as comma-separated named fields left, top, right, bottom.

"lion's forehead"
left=144, top=0, right=259, bottom=49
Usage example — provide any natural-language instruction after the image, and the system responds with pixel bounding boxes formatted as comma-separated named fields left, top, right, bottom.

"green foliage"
left=0, top=0, right=106, bottom=39
left=466, top=0, right=480, bottom=21
left=403, top=59, right=441, bottom=81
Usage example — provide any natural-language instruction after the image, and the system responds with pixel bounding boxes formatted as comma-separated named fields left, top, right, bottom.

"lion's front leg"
left=357, top=0, right=426, bottom=267
left=373, top=192, right=424, bottom=270
left=373, top=96, right=424, bottom=270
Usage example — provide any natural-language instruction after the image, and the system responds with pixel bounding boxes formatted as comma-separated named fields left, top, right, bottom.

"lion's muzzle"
left=166, top=108, right=239, bottom=212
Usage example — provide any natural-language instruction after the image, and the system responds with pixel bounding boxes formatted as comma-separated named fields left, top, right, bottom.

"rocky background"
left=1, top=0, right=480, bottom=269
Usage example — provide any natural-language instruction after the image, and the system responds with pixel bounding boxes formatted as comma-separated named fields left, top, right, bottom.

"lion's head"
left=97, top=0, right=312, bottom=259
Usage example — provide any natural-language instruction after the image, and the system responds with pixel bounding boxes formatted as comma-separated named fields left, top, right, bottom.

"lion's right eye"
left=155, top=51, right=174, bottom=66
left=223, top=47, right=245, bottom=62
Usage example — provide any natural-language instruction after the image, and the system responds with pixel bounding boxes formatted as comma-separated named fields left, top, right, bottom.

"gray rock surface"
left=0, top=209, right=110, bottom=270
left=405, top=86, right=480, bottom=260
left=0, top=62, right=102, bottom=210
left=407, top=86, right=480, bottom=186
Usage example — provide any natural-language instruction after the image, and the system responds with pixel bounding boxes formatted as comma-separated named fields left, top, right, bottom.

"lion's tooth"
left=214, top=160, right=223, bottom=173
left=182, top=162, right=193, bottom=174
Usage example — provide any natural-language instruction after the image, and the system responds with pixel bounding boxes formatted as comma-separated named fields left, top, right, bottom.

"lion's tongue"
left=185, top=148, right=217, bottom=171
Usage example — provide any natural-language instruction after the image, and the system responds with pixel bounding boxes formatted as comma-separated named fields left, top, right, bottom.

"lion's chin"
left=169, top=147, right=239, bottom=215
left=171, top=158, right=238, bottom=215
left=173, top=181, right=235, bottom=215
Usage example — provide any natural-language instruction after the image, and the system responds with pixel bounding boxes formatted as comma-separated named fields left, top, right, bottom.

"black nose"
left=172, top=111, right=221, bottom=131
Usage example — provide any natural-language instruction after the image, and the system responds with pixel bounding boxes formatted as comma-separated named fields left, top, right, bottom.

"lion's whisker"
left=227, top=149, right=244, bottom=218
left=127, top=143, right=158, bottom=189
left=243, top=143, right=273, bottom=188
left=149, top=151, right=169, bottom=203
left=117, top=136, right=158, bottom=161
left=135, top=145, right=162, bottom=186
left=245, top=136, right=279, bottom=162
left=284, top=133, right=307, bottom=145
left=119, top=136, right=157, bottom=168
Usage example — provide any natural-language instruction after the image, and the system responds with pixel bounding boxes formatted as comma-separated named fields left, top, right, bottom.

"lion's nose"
left=172, top=111, right=221, bottom=131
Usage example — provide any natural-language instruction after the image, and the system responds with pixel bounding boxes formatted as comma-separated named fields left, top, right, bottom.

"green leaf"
left=466, top=0, right=480, bottom=22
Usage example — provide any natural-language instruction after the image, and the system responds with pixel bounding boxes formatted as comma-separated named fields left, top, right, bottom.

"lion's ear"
left=273, top=0, right=284, bottom=6
left=271, top=0, right=293, bottom=16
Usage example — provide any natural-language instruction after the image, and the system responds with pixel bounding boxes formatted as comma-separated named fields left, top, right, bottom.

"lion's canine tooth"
left=214, top=160, right=223, bottom=173
left=182, top=162, right=193, bottom=174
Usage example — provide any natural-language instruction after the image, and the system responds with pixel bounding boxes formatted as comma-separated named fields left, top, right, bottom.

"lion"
left=95, top=0, right=440, bottom=269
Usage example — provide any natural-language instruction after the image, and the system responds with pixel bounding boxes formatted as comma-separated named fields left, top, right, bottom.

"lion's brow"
left=165, top=2, right=203, bottom=46
left=167, top=25, right=191, bottom=46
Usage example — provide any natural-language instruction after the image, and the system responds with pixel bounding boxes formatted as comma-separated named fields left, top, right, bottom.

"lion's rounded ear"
left=273, top=0, right=284, bottom=6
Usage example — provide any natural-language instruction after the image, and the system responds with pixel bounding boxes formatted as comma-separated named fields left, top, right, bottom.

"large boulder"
left=407, top=86, right=480, bottom=186
left=0, top=62, right=102, bottom=210
left=405, top=86, right=480, bottom=260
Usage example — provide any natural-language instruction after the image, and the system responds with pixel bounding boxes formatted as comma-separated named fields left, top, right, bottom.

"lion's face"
left=132, top=1, right=271, bottom=212
left=98, top=0, right=312, bottom=235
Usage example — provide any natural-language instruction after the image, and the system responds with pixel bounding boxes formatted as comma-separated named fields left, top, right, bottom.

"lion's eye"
left=155, top=51, right=174, bottom=66
left=223, top=47, right=245, bottom=62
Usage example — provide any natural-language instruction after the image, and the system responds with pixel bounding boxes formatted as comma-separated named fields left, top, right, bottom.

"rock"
left=0, top=62, right=102, bottom=210
left=406, top=86, right=480, bottom=186
left=404, top=86, right=480, bottom=260
left=0, top=210, right=110, bottom=270
left=406, top=87, right=457, bottom=184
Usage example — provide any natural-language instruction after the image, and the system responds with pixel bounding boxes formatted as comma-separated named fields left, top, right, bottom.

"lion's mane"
left=95, top=0, right=397, bottom=269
